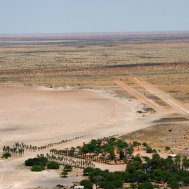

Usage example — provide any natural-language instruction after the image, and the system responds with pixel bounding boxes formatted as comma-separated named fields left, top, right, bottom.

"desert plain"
left=0, top=32, right=189, bottom=188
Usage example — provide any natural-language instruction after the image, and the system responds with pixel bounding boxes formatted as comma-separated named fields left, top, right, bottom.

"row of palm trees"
left=50, top=148, right=111, bottom=164
left=46, top=153, right=95, bottom=169
left=3, top=145, right=25, bottom=156
left=2, top=136, right=84, bottom=156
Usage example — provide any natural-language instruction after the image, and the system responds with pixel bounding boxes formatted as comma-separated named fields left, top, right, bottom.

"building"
left=74, top=186, right=84, bottom=189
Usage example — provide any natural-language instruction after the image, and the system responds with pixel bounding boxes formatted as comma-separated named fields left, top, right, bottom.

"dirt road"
left=114, top=79, right=165, bottom=113
left=131, top=77, right=189, bottom=115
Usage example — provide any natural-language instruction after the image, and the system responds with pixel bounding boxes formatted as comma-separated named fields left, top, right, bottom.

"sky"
left=0, top=0, right=189, bottom=34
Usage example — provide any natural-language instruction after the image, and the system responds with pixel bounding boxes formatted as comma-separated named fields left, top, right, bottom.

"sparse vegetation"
left=165, top=146, right=171, bottom=151
left=0, top=34, right=189, bottom=94
left=61, top=170, right=68, bottom=178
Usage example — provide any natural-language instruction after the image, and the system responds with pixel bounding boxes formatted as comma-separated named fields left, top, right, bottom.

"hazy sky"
left=0, top=0, right=189, bottom=34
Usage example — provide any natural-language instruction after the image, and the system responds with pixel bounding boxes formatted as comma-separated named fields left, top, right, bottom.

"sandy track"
left=131, top=77, right=189, bottom=116
left=114, top=79, right=165, bottom=112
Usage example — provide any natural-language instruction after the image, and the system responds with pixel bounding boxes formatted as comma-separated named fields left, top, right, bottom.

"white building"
left=74, top=186, right=84, bottom=189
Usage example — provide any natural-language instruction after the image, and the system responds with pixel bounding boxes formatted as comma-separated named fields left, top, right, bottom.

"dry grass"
left=121, top=120, right=189, bottom=154
left=0, top=34, right=189, bottom=88
left=0, top=34, right=189, bottom=104
left=143, top=73, right=189, bottom=103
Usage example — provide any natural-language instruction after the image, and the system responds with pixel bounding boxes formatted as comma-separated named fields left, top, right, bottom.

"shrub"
left=64, top=164, right=72, bottom=172
left=2, top=152, right=11, bottom=159
left=38, top=156, right=48, bottom=166
left=25, top=157, right=48, bottom=167
left=47, top=161, right=60, bottom=169
left=25, top=158, right=35, bottom=166
left=133, top=141, right=141, bottom=146
left=62, top=170, right=68, bottom=178
left=142, top=143, right=148, bottom=147
left=165, top=146, right=171, bottom=151
left=146, top=146, right=153, bottom=153
left=31, top=165, right=44, bottom=172
left=152, top=149, right=157, bottom=153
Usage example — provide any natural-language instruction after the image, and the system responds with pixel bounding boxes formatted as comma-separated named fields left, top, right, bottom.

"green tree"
left=164, top=157, right=175, bottom=171
left=113, top=179, right=123, bottom=188
left=64, top=164, right=72, bottom=172
left=183, top=157, right=189, bottom=170
left=175, top=156, right=181, bottom=170
left=89, top=168, right=102, bottom=183
left=135, top=171, right=147, bottom=183
left=151, top=169, right=168, bottom=182
left=103, top=182, right=116, bottom=189
left=182, top=176, right=189, bottom=185
left=80, top=180, right=93, bottom=189
left=146, top=146, right=153, bottom=153
left=130, top=183, right=138, bottom=189
left=168, top=180, right=179, bottom=189
left=119, top=151, right=125, bottom=160
left=138, top=182, right=154, bottom=189
left=47, top=161, right=60, bottom=169
left=83, top=167, right=94, bottom=176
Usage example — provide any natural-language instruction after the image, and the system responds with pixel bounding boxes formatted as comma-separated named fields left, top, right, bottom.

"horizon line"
left=1, top=30, right=189, bottom=36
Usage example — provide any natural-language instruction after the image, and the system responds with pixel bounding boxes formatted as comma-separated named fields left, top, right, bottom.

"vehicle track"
left=131, top=77, right=189, bottom=116
left=114, top=79, right=165, bottom=113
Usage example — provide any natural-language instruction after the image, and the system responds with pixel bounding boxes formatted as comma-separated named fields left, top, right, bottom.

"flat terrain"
left=0, top=86, right=152, bottom=189
left=0, top=33, right=189, bottom=103
left=0, top=33, right=189, bottom=88
left=0, top=32, right=189, bottom=188
left=118, top=77, right=189, bottom=154
left=0, top=86, right=123, bottom=147
left=0, top=86, right=154, bottom=147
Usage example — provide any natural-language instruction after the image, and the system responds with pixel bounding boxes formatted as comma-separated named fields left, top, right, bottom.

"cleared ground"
left=0, top=86, right=121, bottom=147
left=0, top=85, right=155, bottom=146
